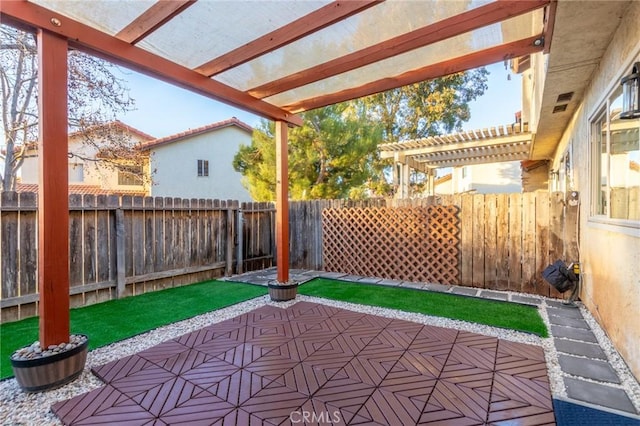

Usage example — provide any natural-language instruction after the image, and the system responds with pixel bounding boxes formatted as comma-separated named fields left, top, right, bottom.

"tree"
left=1, top=25, right=138, bottom=191
left=234, top=71, right=489, bottom=201
left=361, top=70, right=489, bottom=195
left=234, top=103, right=384, bottom=201
left=362, top=69, right=489, bottom=141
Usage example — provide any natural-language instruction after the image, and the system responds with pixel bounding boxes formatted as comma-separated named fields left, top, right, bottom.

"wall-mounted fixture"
left=620, top=62, right=639, bottom=119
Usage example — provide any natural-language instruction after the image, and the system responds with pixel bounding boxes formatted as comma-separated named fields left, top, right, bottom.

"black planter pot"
left=268, top=283, right=299, bottom=301
left=11, top=335, right=89, bottom=393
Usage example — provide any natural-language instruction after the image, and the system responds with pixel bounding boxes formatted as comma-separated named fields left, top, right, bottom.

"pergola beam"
left=417, top=151, right=530, bottom=168
left=250, top=0, right=548, bottom=99
left=283, top=36, right=545, bottom=113
left=413, top=143, right=530, bottom=163
left=115, top=0, right=195, bottom=44
left=1, top=0, right=302, bottom=126
left=195, top=0, right=383, bottom=77
left=380, top=133, right=533, bottom=159
left=37, top=29, right=70, bottom=347
left=406, top=157, right=431, bottom=174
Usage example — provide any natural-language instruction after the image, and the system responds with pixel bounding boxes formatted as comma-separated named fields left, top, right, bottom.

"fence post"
left=115, top=208, right=126, bottom=298
left=236, top=206, right=244, bottom=275
left=225, top=202, right=234, bottom=277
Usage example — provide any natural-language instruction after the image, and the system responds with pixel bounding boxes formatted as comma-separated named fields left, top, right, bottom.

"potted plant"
left=10, top=334, right=89, bottom=392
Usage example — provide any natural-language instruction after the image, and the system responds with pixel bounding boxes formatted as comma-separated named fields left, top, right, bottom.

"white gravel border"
left=1, top=294, right=638, bottom=424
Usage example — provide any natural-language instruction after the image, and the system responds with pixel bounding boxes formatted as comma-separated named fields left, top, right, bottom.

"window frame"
left=117, top=164, right=144, bottom=186
left=197, top=159, right=209, bottom=177
left=588, top=72, right=639, bottom=230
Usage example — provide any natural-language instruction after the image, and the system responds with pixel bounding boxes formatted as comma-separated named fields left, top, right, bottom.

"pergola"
left=1, top=0, right=554, bottom=347
left=379, top=122, right=533, bottom=196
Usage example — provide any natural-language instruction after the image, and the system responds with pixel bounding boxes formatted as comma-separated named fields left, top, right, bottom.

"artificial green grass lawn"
left=0, top=280, right=266, bottom=379
left=299, top=278, right=548, bottom=338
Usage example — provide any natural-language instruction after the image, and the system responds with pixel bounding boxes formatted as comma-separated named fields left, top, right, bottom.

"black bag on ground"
left=542, top=260, right=576, bottom=293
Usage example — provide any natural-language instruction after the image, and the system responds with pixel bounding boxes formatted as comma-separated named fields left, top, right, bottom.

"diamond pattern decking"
left=52, top=302, right=555, bottom=425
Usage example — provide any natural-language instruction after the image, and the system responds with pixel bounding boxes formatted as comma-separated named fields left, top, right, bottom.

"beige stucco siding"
left=551, top=1, right=640, bottom=378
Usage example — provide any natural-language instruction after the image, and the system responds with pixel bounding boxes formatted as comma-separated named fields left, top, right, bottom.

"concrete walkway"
left=224, top=268, right=640, bottom=419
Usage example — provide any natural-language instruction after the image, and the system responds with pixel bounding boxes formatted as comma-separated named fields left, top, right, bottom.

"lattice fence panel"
left=322, top=206, right=460, bottom=284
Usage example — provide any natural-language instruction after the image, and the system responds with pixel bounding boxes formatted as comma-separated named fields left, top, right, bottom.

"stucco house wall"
left=19, top=122, right=152, bottom=195
left=550, top=1, right=640, bottom=378
left=451, top=161, right=522, bottom=194
left=147, top=124, right=253, bottom=202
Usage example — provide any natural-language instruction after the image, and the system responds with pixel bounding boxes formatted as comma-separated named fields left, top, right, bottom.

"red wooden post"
left=275, top=121, right=289, bottom=283
left=38, top=30, right=70, bottom=347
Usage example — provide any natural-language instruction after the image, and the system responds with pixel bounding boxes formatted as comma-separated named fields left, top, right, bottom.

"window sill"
left=587, top=216, right=640, bottom=238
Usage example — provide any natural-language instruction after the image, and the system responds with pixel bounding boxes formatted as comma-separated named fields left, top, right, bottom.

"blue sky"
left=115, top=62, right=521, bottom=139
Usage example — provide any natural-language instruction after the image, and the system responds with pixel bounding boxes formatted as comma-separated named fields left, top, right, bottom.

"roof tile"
left=140, top=117, right=253, bottom=150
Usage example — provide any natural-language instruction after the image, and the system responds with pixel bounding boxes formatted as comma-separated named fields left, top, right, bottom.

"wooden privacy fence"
left=1, top=191, right=577, bottom=321
left=321, top=192, right=576, bottom=297
left=1, top=193, right=275, bottom=321
left=323, top=206, right=460, bottom=284
left=288, top=199, right=386, bottom=270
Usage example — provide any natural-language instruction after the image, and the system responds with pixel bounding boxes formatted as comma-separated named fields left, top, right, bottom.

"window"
left=68, top=163, right=83, bottom=183
left=118, top=165, right=143, bottom=186
left=197, top=159, right=209, bottom=177
left=591, top=85, right=640, bottom=221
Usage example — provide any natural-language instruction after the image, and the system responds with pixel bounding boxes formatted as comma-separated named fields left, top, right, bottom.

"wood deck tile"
left=273, top=361, right=332, bottom=396
left=109, top=364, right=177, bottom=397
left=216, top=342, right=270, bottom=368
left=51, top=384, right=155, bottom=425
left=353, top=387, right=425, bottom=425
left=208, top=369, right=274, bottom=406
left=137, top=340, right=191, bottom=364
left=192, top=335, right=243, bottom=357
left=160, top=348, right=212, bottom=375
left=421, top=380, right=489, bottom=424
left=397, top=350, right=447, bottom=378
left=238, top=380, right=309, bottom=424
left=180, top=357, right=239, bottom=390
left=91, top=354, right=153, bottom=383
left=53, top=302, right=555, bottom=425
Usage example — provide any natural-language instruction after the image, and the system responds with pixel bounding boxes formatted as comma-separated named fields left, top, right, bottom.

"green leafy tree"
left=234, top=70, right=489, bottom=200
left=363, top=70, right=489, bottom=141
left=234, top=103, right=383, bottom=201
left=361, top=70, right=489, bottom=193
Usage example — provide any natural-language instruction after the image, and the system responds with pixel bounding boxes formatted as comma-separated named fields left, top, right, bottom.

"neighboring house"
left=20, top=120, right=154, bottom=195
left=17, top=118, right=254, bottom=201
left=432, top=173, right=452, bottom=194
left=434, top=162, right=522, bottom=195
left=140, top=117, right=254, bottom=202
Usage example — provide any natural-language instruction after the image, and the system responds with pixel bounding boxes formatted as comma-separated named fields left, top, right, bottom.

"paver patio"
left=52, top=301, right=555, bottom=425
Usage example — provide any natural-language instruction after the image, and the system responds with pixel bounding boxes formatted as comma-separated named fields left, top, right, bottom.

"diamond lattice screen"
left=322, top=206, right=460, bottom=284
